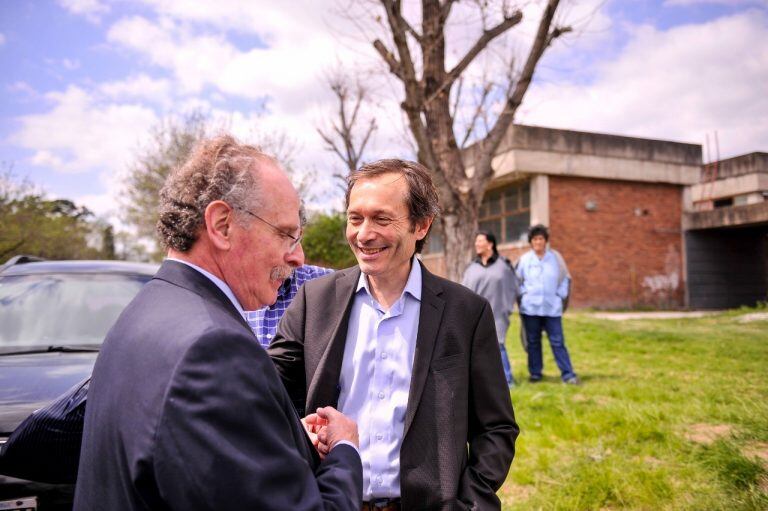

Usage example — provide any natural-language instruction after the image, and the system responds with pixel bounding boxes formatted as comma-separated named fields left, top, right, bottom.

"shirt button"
left=380, top=352, right=388, bottom=359
left=378, top=392, right=385, bottom=399
left=376, top=433, right=383, bottom=440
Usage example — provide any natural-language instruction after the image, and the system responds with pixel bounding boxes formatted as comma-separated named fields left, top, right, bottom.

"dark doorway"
left=686, top=225, right=768, bottom=309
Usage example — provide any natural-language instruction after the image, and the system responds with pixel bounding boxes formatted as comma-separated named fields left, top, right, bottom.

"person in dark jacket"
left=269, top=160, right=518, bottom=510
left=74, top=135, right=363, bottom=510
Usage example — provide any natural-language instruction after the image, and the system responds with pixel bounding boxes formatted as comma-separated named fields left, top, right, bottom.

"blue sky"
left=1, top=0, right=766, bottom=224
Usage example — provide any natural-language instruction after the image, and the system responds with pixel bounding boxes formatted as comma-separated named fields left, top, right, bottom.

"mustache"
left=270, top=266, right=294, bottom=281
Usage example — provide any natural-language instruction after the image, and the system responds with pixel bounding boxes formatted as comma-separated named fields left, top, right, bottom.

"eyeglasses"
left=238, top=208, right=303, bottom=253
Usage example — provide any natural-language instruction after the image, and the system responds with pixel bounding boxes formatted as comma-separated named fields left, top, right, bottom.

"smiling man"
left=269, top=159, right=518, bottom=510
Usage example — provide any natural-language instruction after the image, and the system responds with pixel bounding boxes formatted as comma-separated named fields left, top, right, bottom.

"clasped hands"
left=301, top=406, right=359, bottom=459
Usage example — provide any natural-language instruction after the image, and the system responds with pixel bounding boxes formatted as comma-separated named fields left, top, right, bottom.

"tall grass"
left=500, top=308, right=768, bottom=510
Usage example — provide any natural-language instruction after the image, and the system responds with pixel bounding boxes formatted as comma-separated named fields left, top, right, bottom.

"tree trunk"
left=440, top=204, right=478, bottom=283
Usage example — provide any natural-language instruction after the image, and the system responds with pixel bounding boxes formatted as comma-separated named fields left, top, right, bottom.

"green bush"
left=301, top=212, right=356, bottom=269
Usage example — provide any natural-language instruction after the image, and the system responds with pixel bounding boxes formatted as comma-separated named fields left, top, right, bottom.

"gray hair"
left=156, top=134, right=268, bottom=251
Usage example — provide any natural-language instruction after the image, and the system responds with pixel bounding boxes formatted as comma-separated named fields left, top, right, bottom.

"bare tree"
left=366, top=0, right=570, bottom=281
left=317, top=73, right=378, bottom=192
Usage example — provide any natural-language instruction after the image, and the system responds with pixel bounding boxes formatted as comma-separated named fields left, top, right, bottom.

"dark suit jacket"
left=74, top=261, right=362, bottom=511
left=268, top=263, right=518, bottom=510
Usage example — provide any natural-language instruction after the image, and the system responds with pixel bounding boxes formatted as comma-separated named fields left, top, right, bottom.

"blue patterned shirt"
left=245, top=264, right=333, bottom=347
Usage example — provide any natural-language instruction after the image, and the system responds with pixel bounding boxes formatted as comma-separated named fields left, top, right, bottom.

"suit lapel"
left=153, top=260, right=252, bottom=333
left=306, top=267, right=360, bottom=411
left=403, top=264, right=445, bottom=438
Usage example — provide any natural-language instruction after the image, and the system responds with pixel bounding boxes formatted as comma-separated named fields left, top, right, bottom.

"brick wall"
left=547, top=176, right=684, bottom=308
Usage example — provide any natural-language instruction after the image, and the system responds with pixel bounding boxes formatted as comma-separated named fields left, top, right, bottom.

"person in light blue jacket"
left=516, top=224, right=580, bottom=385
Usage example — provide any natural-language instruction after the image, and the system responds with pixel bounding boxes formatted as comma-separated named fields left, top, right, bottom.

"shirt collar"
left=473, top=252, right=499, bottom=267
left=356, top=257, right=423, bottom=303
left=166, top=257, right=245, bottom=316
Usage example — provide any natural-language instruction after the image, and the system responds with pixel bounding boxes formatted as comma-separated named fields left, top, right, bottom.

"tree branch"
left=480, top=0, right=565, bottom=187
left=377, top=0, right=437, bottom=168
left=373, top=39, right=404, bottom=80
left=316, top=127, right=349, bottom=167
left=460, top=82, right=493, bottom=149
left=401, top=16, right=423, bottom=44
left=546, top=25, right=572, bottom=46
left=425, top=10, right=522, bottom=106
left=439, top=0, right=456, bottom=22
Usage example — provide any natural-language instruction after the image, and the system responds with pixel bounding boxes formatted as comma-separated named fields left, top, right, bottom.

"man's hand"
left=314, top=406, right=358, bottom=457
left=302, top=413, right=328, bottom=458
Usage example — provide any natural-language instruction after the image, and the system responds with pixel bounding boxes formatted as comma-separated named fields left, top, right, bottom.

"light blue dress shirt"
left=338, top=259, right=422, bottom=500
left=516, top=250, right=570, bottom=317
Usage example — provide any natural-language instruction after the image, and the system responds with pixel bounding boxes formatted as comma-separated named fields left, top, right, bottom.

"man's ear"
left=204, top=200, right=235, bottom=250
left=414, top=216, right=434, bottom=241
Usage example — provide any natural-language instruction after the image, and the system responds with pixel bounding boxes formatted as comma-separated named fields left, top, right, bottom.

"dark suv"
left=0, top=257, right=158, bottom=510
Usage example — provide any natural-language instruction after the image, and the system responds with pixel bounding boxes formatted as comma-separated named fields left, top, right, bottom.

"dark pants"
left=521, top=314, right=576, bottom=381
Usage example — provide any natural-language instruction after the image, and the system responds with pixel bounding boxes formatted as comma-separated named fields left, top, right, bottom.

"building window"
left=478, top=182, right=530, bottom=244
left=422, top=181, right=530, bottom=255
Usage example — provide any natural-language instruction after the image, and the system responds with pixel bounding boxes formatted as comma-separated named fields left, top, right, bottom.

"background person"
left=461, top=230, right=518, bottom=387
left=269, top=159, right=518, bottom=510
left=516, top=224, right=580, bottom=385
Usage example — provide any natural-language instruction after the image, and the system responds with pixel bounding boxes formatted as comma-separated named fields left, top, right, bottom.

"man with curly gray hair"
left=75, top=135, right=363, bottom=510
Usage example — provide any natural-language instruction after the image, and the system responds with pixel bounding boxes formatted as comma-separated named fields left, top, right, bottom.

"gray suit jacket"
left=268, top=263, right=518, bottom=510
left=74, top=261, right=362, bottom=510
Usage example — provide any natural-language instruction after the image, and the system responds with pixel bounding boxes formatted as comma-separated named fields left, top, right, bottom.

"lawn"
left=500, top=307, right=768, bottom=510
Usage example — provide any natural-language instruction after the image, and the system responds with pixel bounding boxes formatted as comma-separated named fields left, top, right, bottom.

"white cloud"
left=62, top=58, right=80, bottom=70
left=518, top=10, right=768, bottom=158
left=7, top=81, right=36, bottom=96
left=57, top=0, right=109, bottom=23
left=30, top=150, right=65, bottom=168
left=12, top=86, right=158, bottom=175
left=98, top=74, right=172, bottom=104
left=104, top=3, right=363, bottom=111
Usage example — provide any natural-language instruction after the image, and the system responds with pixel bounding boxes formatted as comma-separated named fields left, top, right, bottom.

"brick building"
left=420, top=124, right=768, bottom=309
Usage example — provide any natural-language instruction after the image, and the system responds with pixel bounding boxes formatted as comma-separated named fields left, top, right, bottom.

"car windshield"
left=0, top=273, right=150, bottom=350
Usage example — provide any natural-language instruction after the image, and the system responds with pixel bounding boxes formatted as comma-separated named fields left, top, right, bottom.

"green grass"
left=500, top=307, right=768, bottom=510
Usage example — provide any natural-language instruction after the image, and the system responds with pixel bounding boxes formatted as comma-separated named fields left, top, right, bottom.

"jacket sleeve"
left=0, top=377, right=89, bottom=484
left=154, top=330, right=362, bottom=511
left=458, top=301, right=519, bottom=509
left=268, top=283, right=310, bottom=416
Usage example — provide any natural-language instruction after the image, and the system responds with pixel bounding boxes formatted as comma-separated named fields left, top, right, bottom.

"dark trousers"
left=521, top=314, right=576, bottom=381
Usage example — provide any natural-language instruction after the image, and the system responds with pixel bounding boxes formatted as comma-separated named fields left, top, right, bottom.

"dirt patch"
left=758, top=475, right=768, bottom=495
left=590, top=311, right=717, bottom=321
left=501, top=483, right=533, bottom=502
left=683, top=423, right=734, bottom=444
left=736, top=312, right=768, bottom=323
left=743, top=442, right=768, bottom=464
left=642, top=455, right=664, bottom=467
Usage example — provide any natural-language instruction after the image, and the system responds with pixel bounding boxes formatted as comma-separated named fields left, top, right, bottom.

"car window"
left=0, top=273, right=150, bottom=349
